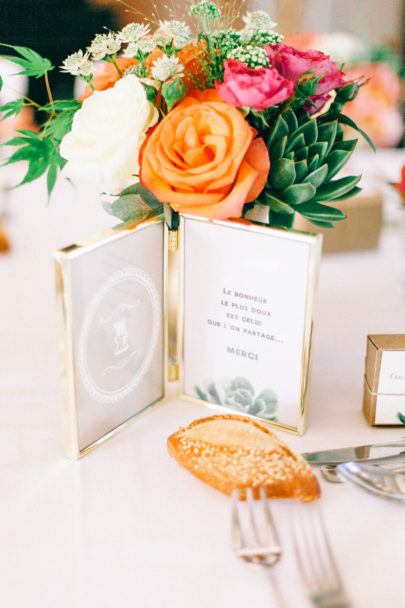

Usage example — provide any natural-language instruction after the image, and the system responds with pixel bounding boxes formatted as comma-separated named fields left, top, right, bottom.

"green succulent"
left=248, top=108, right=362, bottom=230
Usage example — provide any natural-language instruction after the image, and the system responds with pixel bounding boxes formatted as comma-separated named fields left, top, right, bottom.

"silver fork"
left=231, top=486, right=281, bottom=567
left=291, top=503, right=351, bottom=608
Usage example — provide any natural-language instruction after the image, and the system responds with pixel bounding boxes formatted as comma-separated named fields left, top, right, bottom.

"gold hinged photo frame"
left=55, top=214, right=322, bottom=459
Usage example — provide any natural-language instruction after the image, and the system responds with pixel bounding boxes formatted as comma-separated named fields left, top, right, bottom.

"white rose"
left=60, top=75, right=159, bottom=194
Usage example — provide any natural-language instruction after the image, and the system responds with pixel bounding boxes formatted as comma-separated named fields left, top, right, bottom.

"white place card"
left=179, top=216, right=322, bottom=434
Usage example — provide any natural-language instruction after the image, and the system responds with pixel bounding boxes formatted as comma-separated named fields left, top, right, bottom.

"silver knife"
left=302, top=439, right=405, bottom=465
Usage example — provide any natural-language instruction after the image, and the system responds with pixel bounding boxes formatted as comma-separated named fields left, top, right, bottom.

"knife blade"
left=302, top=439, right=405, bottom=465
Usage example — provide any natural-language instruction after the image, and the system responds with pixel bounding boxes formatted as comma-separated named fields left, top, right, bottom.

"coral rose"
left=140, top=90, right=270, bottom=219
left=215, top=59, right=294, bottom=111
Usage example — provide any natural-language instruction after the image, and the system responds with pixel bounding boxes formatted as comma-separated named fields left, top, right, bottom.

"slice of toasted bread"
left=167, top=414, right=320, bottom=502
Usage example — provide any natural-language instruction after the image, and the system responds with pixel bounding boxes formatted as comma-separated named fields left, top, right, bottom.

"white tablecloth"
left=1, top=158, right=405, bottom=608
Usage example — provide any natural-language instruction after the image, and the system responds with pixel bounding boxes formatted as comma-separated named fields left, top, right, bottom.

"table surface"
left=1, top=153, right=405, bottom=608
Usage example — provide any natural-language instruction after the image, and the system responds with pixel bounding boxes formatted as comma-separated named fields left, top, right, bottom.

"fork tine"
left=231, top=487, right=281, bottom=567
left=292, top=504, right=350, bottom=607
left=231, top=488, right=245, bottom=553
left=259, top=487, right=280, bottom=548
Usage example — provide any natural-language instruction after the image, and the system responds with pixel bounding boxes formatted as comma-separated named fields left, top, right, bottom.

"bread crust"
left=167, top=414, right=320, bottom=502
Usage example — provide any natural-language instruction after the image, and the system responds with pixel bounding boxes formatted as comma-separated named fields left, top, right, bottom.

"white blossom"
left=60, top=50, right=92, bottom=76
left=60, top=75, right=159, bottom=194
left=123, top=38, right=156, bottom=58
left=158, top=20, right=192, bottom=50
left=119, top=22, right=150, bottom=43
left=242, top=11, right=277, bottom=33
left=88, top=33, right=121, bottom=61
left=151, top=54, right=184, bottom=82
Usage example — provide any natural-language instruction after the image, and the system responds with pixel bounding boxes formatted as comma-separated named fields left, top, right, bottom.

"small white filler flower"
left=123, top=38, right=156, bottom=58
left=88, top=33, right=121, bottom=61
left=119, top=22, right=151, bottom=43
left=60, top=50, right=92, bottom=77
left=242, top=11, right=277, bottom=33
left=151, top=55, right=184, bottom=82
left=158, top=21, right=192, bottom=50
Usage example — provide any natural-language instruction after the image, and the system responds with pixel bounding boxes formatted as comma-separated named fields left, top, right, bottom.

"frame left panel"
left=55, top=219, right=168, bottom=459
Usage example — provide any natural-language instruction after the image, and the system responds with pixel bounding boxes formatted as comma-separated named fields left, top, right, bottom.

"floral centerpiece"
left=0, top=1, right=371, bottom=230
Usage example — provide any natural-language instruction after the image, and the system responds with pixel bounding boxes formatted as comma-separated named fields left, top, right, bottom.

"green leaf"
left=337, top=113, right=376, bottom=151
left=317, top=119, right=337, bottom=155
left=269, top=209, right=295, bottom=229
left=0, top=98, right=24, bottom=121
left=284, top=151, right=294, bottom=160
left=285, top=132, right=306, bottom=154
left=281, top=182, right=316, bottom=205
left=294, top=147, right=308, bottom=161
left=325, top=149, right=354, bottom=180
left=41, top=100, right=81, bottom=113
left=304, top=164, right=328, bottom=188
left=118, top=182, right=163, bottom=209
left=269, top=135, right=287, bottom=161
left=46, top=160, right=58, bottom=198
left=289, top=118, right=318, bottom=147
left=43, top=111, right=77, bottom=143
left=307, top=154, right=319, bottom=173
left=328, top=186, right=362, bottom=201
left=0, top=44, right=54, bottom=78
left=161, top=77, right=186, bottom=111
left=282, top=109, right=298, bottom=132
left=306, top=218, right=335, bottom=229
left=164, top=204, right=179, bottom=229
left=397, top=412, right=405, bottom=424
left=2, top=133, right=54, bottom=186
left=297, top=200, right=346, bottom=221
left=316, top=175, right=361, bottom=201
left=0, top=75, right=2, bottom=91
left=268, top=114, right=289, bottom=147
left=269, top=158, right=296, bottom=190
left=332, top=138, right=357, bottom=153
left=142, top=83, right=158, bottom=104
left=195, top=386, right=208, bottom=402
left=103, top=188, right=163, bottom=222
left=264, top=192, right=295, bottom=215
left=294, top=159, right=308, bottom=182
left=307, top=141, right=328, bottom=163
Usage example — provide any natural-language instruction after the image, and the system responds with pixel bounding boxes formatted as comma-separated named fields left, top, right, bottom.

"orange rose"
left=81, top=57, right=139, bottom=100
left=140, top=90, right=270, bottom=219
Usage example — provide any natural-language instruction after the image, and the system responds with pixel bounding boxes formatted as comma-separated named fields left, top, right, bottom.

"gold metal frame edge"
left=176, top=214, right=322, bottom=436
left=54, top=217, right=169, bottom=460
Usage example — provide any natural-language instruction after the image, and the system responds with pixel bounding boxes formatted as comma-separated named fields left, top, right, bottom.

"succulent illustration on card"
left=195, top=376, right=278, bottom=420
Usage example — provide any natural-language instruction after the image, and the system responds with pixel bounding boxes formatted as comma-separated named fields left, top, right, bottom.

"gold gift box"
left=294, top=193, right=383, bottom=253
left=363, top=334, right=405, bottom=426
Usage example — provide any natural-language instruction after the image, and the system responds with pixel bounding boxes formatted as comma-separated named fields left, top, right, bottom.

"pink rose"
left=215, top=59, right=294, bottom=111
left=266, top=43, right=344, bottom=112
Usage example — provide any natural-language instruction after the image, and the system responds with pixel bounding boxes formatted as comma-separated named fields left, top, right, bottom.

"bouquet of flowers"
left=0, top=1, right=371, bottom=230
